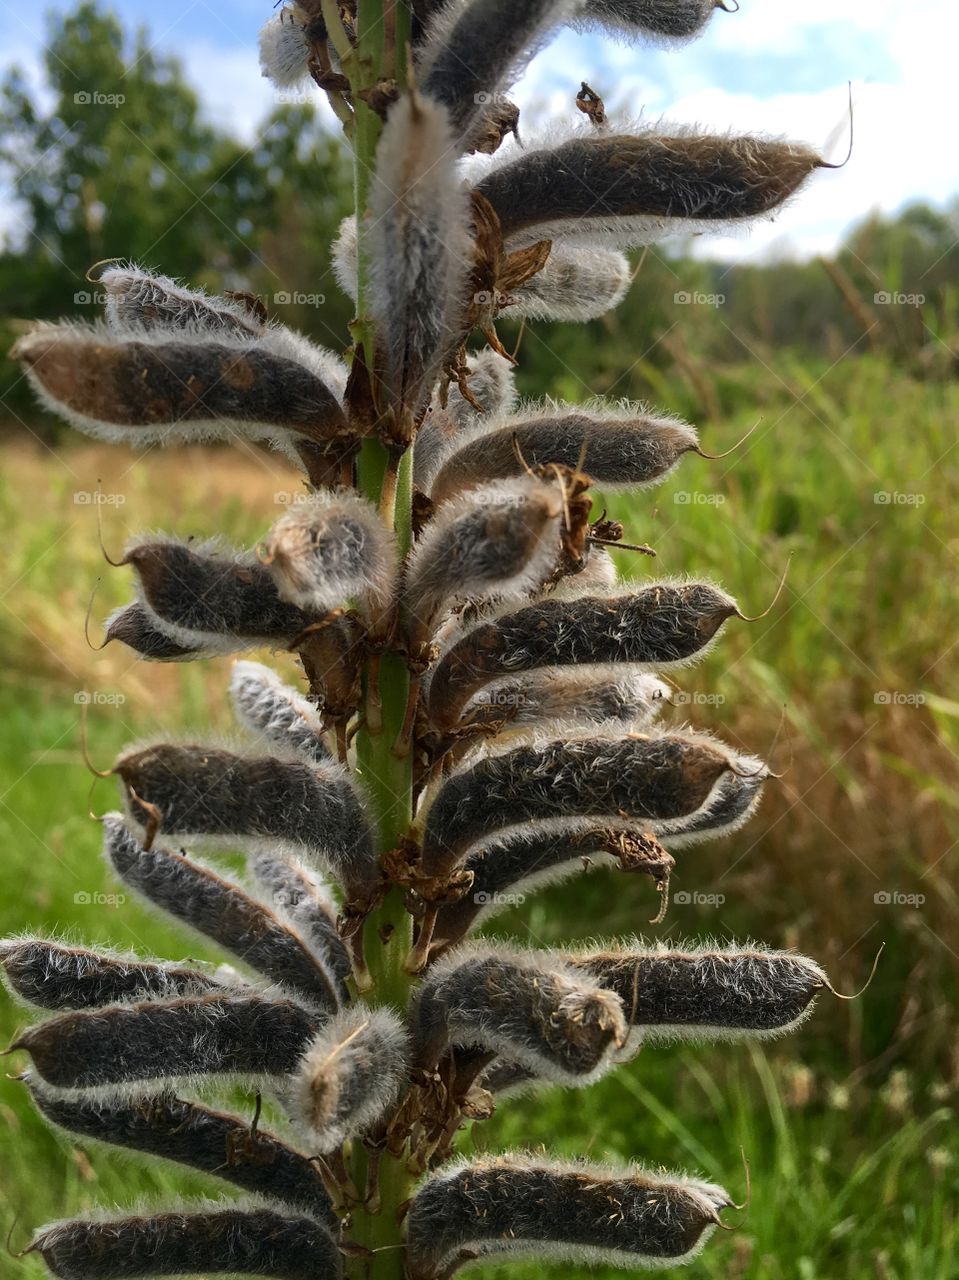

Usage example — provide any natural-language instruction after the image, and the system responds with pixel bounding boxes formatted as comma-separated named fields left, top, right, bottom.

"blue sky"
left=0, top=0, right=951, bottom=261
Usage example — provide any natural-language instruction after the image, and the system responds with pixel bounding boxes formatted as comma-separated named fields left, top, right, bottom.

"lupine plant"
left=4, top=1, right=842, bottom=1277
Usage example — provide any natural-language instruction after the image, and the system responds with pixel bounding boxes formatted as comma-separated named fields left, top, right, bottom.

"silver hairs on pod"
left=572, top=0, right=726, bottom=42
left=414, top=350, right=518, bottom=491
left=293, top=1007, right=410, bottom=1152
left=459, top=669, right=670, bottom=734
left=406, top=1155, right=730, bottom=1277
left=30, top=1205, right=343, bottom=1280
left=258, top=5, right=314, bottom=88
left=99, top=264, right=265, bottom=337
left=230, top=661, right=331, bottom=763
left=102, top=602, right=203, bottom=662
left=411, top=944, right=626, bottom=1083
left=503, top=244, right=632, bottom=322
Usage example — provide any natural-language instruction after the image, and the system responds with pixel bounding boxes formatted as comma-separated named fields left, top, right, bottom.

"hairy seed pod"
left=260, top=491, right=397, bottom=628
left=367, top=92, right=472, bottom=438
left=406, top=1155, right=730, bottom=1276
left=414, top=350, right=518, bottom=490
left=31, top=1207, right=342, bottom=1280
left=294, top=1007, right=410, bottom=1151
left=570, top=944, right=827, bottom=1041
left=476, top=129, right=825, bottom=249
left=12, top=993, right=319, bottom=1093
left=574, top=0, right=723, bottom=41
left=662, top=765, right=766, bottom=848
left=258, top=6, right=313, bottom=88
left=103, top=817, right=341, bottom=1011
left=428, top=404, right=697, bottom=506
left=11, top=322, right=349, bottom=448
left=0, top=938, right=219, bottom=1011
left=411, top=946, right=626, bottom=1081
left=100, top=264, right=265, bottom=337
left=427, top=582, right=737, bottom=730
left=250, top=854, right=352, bottom=1000
left=103, top=603, right=202, bottom=661
left=123, top=538, right=312, bottom=655
left=462, top=670, right=669, bottom=734
left=421, top=733, right=734, bottom=875
left=418, top=0, right=579, bottom=149
left=433, top=824, right=673, bottom=944
left=504, top=244, right=632, bottom=321
left=403, top=477, right=563, bottom=648
left=27, top=1080, right=338, bottom=1229
left=230, top=661, right=331, bottom=762
left=114, top=744, right=378, bottom=898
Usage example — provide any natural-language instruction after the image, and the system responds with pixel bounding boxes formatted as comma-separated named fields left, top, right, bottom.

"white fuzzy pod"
left=100, top=264, right=264, bottom=337
left=504, top=244, right=632, bottom=321
left=259, top=6, right=312, bottom=88
left=367, top=93, right=473, bottom=436
left=403, top=476, right=563, bottom=645
left=331, top=215, right=359, bottom=303
left=406, top=1155, right=730, bottom=1277
left=261, top=490, right=398, bottom=627
left=293, top=1006, right=410, bottom=1151
left=230, top=661, right=331, bottom=763
left=573, top=0, right=723, bottom=42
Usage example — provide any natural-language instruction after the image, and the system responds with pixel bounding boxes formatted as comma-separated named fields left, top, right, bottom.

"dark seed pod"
left=100, top=264, right=265, bottom=337
left=31, top=1206, right=342, bottom=1280
left=504, top=244, right=632, bottom=322
left=11, top=323, right=350, bottom=448
left=662, top=763, right=766, bottom=848
left=570, top=944, right=827, bottom=1042
left=420, top=733, right=734, bottom=876
left=411, top=945, right=626, bottom=1082
left=124, top=539, right=312, bottom=655
left=476, top=129, right=825, bottom=249
left=426, top=583, right=737, bottom=730
left=102, top=603, right=202, bottom=662
left=27, top=1080, right=337, bottom=1229
left=428, top=404, right=697, bottom=506
left=414, top=350, right=518, bottom=491
left=230, top=661, right=332, bottom=763
left=406, top=1155, right=730, bottom=1276
left=103, top=816, right=341, bottom=1012
left=250, top=854, right=352, bottom=1001
left=114, top=744, right=378, bottom=898
left=574, top=0, right=724, bottom=41
left=293, top=1007, right=410, bottom=1151
left=418, top=0, right=578, bottom=149
left=433, top=825, right=673, bottom=945
left=0, top=938, right=219, bottom=1011
left=12, top=993, right=319, bottom=1092
left=461, top=670, right=669, bottom=735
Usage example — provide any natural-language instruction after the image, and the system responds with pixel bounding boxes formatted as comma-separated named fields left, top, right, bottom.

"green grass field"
left=1, top=353, right=957, bottom=1278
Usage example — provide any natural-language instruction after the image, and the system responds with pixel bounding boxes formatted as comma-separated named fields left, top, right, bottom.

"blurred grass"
left=0, top=352, right=957, bottom=1278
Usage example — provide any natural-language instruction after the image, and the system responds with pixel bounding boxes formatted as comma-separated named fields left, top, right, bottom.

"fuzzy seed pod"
left=250, top=854, right=352, bottom=1000
left=663, top=765, right=766, bottom=848
left=476, top=129, right=825, bottom=249
left=574, top=0, right=723, bottom=41
left=12, top=322, right=349, bottom=448
left=103, top=603, right=202, bottom=662
left=100, top=264, right=265, bottom=337
left=103, top=817, right=342, bottom=1012
left=570, top=944, right=827, bottom=1041
left=412, top=946, right=626, bottom=1082
left=260, top=491, right=397, bottom=628
left=13, top=993, right=319, bottom=1093
left=504, top=244, right=632, bottom=322
left=293, top=1007, right=410, bottom=1152
left=31, top=1207, right=342, bottom=1280
left=406, top=1156, right=729, bottom=1276
left=402, top=477, right=563, bottom=648
left=230, top=661, right=331, bottom=763
left=418, top=0, right=579, bottom=149
left=27, top=1080, right=337, bottom=1229
left=433, top=824, right=673, bottom=945
left=414, top=350, right=518, bottom=490
left=123, top=538, right=312, bottom=655
left=420, top=733, right=734, bottom=875
left=114, top=743, right=378, bottom=898
left=259, top=6, right=313, bottom=88
left=461, top=669, right=669, bottom=734
left=367, top=92, right=472, bottom=437
left=428, top=403, right=697, bottom=506
left=0, top=938, right=219, bottom=1011
left=427, top=582, right=737, bottom=730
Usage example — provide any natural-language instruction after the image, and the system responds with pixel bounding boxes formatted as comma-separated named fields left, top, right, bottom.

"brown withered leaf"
left=465, top=100, right=521, bottom=156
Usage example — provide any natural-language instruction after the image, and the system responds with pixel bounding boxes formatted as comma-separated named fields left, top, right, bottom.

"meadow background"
left=1, top=5, right=958, bottom=1278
